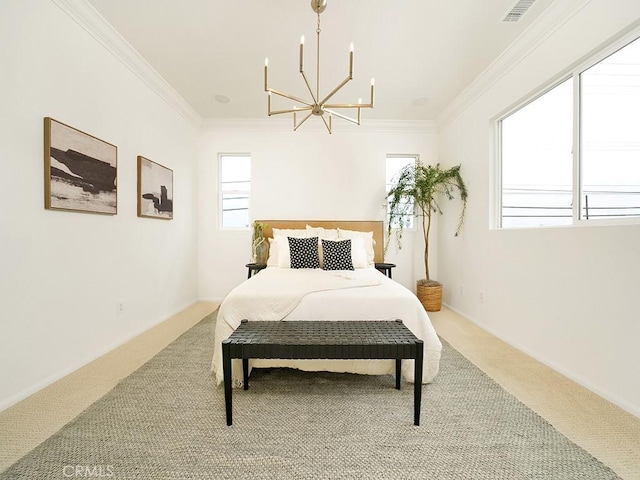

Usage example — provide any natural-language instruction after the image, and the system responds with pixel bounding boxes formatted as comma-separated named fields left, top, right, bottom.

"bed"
left=211, top=220, right=442, bottom=387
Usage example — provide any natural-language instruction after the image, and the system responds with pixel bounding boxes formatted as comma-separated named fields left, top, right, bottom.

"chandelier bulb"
left=301, top=35, right=305, bottom=45
left=265, top=58, right=269, bottom=67
left=350, top=43, right=354, bottom=52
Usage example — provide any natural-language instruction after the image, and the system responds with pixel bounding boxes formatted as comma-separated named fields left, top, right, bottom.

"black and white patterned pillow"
left=321, top=239, right=354, bottom=271
left=288, top=236, right=320, bottom=269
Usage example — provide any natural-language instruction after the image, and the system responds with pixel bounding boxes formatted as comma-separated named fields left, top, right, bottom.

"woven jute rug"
left=1, top=311, right=620, bottom=479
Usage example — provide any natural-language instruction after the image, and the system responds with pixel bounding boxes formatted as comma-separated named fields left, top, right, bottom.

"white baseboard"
left=442, top=302, right=640, bottom=419
left=0, top=298, right=200, bottom=413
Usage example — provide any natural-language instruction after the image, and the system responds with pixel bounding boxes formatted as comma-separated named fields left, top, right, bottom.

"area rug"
left=0, top=311, right=620, bottom=479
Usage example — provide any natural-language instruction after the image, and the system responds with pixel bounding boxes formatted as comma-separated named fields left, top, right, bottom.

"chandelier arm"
left=269, top=106, right=313, bottom=116
left=266, top=88, right=314, bottom=107
left=325, top=81, right=375, bottom=109
left=293, top=111, right=314, bottom=131
left=318, top=76, right=352, bottom=107
left=324, top=103, right=370, bottom=109
left=299, top=71, right=319, bottom=104
left=319, top=111, right=332, bottom=134
left=324, top=108, right=360, bottom=125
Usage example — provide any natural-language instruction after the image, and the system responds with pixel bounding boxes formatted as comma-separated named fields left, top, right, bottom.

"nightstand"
left=246, top=263, right=267, bottom=279
left=375, top=262, right=396, bottom=279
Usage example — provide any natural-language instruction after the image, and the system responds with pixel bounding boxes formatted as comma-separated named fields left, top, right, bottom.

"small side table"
left=375, top=262, right=396, bottom=279
left=246, top=263, right=267, bottom=279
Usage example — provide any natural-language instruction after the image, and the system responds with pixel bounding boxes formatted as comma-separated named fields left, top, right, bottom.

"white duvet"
left=211, top=268, right=442, bottom=386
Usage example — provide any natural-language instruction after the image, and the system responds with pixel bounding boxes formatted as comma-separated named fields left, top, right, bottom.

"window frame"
left=218, top=153, right=251, bottom=230
left=495, top=26, right=640, bottom=229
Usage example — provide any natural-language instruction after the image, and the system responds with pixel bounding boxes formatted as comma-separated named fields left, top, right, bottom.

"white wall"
left=197, top=120, right=438, bottom=301
left=0, top=0, right=199, bottom=410
left=437, top=1, right=640, bottom=416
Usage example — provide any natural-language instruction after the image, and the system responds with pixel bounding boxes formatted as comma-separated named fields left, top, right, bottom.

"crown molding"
left=51, top=0, right=203, bottom=128
left=200, top=117, right=437, bottom=134
left=436, top=0, right=591, bottom=129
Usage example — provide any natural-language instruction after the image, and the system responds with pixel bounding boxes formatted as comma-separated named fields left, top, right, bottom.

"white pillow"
left=266, top=238, right=278, bottom=267
left=274, top=235, right=319, bottom=268
left=271, top=236, right=290, bottom=268
left=272, top=228, right=306, bottom=238
left=337, top=229, right=375, bottom=266
left=348, top=236, right=369, bottom=268
left=306, top=225, right=338, bottom=239
left=269, top=230, right=307, bottom=268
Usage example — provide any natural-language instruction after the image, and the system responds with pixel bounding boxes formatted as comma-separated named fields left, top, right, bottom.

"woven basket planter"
left=417, top=282, right=442, bottom=312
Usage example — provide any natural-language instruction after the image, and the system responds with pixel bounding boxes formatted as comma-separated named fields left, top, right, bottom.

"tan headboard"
left=257, top=220, right=384, bottom=263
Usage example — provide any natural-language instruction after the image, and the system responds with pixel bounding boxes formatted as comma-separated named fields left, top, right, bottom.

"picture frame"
left=137, top=156, right=174, bottom=220
left=44, top=117, right=118, bottom=215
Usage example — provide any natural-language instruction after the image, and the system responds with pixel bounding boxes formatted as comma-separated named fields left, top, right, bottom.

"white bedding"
left=211, top=268, right=442, bottom=386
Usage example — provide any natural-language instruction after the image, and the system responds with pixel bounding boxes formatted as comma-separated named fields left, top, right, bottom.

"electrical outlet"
left=117, top=300, right=125, bottom=315
left=479, top=291, right=484, bottom=304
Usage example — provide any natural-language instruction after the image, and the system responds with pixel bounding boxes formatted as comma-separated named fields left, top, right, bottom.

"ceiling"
left=87, top=0, right=556, bottom=122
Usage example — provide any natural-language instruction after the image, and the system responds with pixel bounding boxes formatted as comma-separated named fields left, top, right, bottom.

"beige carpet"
left=0, top=302, right=219, bottom=473
left=0, top=310, right=624, bottom=479
left=1, top=303, right=638, bottom=479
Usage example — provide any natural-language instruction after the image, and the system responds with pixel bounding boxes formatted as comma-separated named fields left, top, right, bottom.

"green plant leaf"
left=385, top=162, right=467, bottom=282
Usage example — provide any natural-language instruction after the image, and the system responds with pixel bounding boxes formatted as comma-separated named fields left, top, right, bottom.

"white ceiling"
left=87, top=0, right=556, bottom=121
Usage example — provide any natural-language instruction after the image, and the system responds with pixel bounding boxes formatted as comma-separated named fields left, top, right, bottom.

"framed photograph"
left=44, top=117, right=117, bottom=215
left=137, top=156, right=173, bottom=219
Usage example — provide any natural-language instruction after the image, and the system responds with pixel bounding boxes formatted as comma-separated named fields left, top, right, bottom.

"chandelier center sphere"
left=311, top=0, right=327, bottom=14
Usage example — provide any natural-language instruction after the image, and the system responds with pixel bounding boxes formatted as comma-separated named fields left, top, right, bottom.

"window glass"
left=580, top=37, right=640, bottom=220
left=220, top=154, right=251, bottom=228
left=500, top=78, right=573, bottom=228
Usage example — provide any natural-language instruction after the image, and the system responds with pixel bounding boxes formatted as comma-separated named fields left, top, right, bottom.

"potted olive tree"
left=386, top=163, right=467, bottom=311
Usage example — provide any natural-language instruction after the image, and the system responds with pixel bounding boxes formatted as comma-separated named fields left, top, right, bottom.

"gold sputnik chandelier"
left=264, top=0, right=375, bottom=134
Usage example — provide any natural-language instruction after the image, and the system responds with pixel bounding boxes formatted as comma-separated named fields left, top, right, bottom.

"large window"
left=219, top=154, right=251, bottom=228
left=497, top=33, right=640, bottom=228
left=500, top=79, right=573, bottom=227
left=386, top=154, right=417, bottom=229
left=580, top=37, right=640, bottom=220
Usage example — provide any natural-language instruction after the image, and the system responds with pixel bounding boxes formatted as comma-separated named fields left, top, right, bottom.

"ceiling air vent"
left=501, top=0, right=536, bottom=22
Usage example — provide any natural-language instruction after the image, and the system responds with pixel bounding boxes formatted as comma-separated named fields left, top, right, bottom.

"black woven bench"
left=222, top=319, right=424, bottom=426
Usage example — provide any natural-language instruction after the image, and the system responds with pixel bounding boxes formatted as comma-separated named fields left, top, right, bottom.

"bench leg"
left=243, top=358, right=249, bottom=390
left=222, top=341, right=232, bottom=426
left=395, top=359, right=401, bottom=390
left=414, top=341, right=424, bottom=426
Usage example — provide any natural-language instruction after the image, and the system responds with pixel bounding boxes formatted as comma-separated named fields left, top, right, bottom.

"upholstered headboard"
left=257, top=220, right=384, bottom=263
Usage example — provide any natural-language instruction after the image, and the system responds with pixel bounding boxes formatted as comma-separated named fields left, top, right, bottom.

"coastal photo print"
left=44, top=117, right=117, bottom=215
left=137, top=156, right=173, bottom=220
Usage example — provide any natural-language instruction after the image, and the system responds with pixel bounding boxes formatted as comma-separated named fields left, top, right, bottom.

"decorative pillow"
left=322, top=239, right=354, bottom=271
left=338, top=229, right=375, bottom=265
left=288, top=236, right=320, bottom=269
left=306, top=225, right=338, bottom=239
left=273, top=234, right=316, bottom=268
